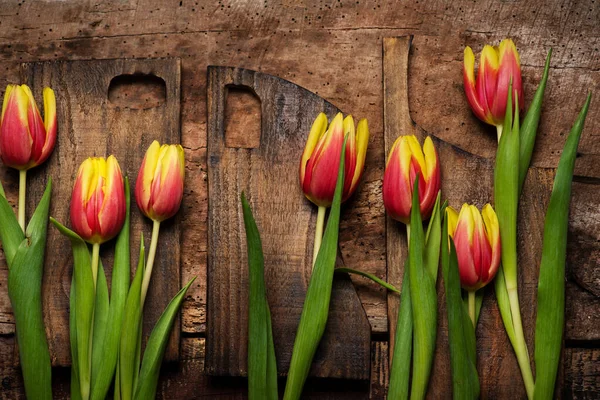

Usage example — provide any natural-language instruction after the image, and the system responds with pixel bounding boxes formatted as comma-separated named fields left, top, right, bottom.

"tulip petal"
left=136, top=140, right=161, bottom=215
left=491, top=39, right=523, bottom=123
left=453, top=213, right=479, bottom=288
left=481, top=203, right=501, bottom=281
left=0, top=85, right=32, bottom=169
left=150, top=145, right=184, bottom=221
left=446, top=206, right=459, bottom=238
left=342, top=115, right=357, bottom=200
left=21, top=85, right=46, bottom=165
left=463, top=47, right=488, bottom=123
left=382, top=137, right=412, bottom=223
left=350, top=118, right=369, bottom=194
left=98, top=156, right=125, bottom=241
left=300, top=113, right=328, bottom=186
left=38, top=87, right=57, bottom=165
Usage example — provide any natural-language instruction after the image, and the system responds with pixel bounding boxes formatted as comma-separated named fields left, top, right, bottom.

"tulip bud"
left=70, top=156, right=126, bottom=244
left=382, top=135, right=440, bottom=224
left=463, top=39, right=523, bottom=127
left=135, top=140, right=185, bottom=222
left=0, top=85, right=57, bottom=170
left=446, top=204, right=501, bottom=291
left=299, top=112, right=369, bottom=207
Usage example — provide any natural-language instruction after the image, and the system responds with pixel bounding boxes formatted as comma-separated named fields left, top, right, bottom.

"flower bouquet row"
left=0, top=85, right=193, bottom=399
left=241, top=38, right=592, bottom=400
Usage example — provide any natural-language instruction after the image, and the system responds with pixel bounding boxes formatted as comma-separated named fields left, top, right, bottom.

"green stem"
left=312, top=206, right=326, bottom=267
left=86, top=242, right=100, bottom=400
left=141, top=220, right=161, bottom=307
left=91, top=243, right=100, bottom=289
left=18, top=169, right=26, bottom=232
left=406, top=222, right=411, bottom=245
left=468, top=290, right=476, bottom=327
left=496, top=125, right=503, bottom=143
left=507, top=286, right=535, bottom=399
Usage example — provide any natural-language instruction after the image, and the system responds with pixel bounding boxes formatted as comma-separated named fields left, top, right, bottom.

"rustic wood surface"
left=0, top=0, right=598, bottom=398
left=206, top=66, right=370, bottom=379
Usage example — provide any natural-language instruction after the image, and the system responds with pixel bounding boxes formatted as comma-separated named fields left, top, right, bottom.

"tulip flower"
left=463, top=39, right=522, bottom=138
left=135, top=141, right=185, bottom=223
left=382, top=135, right=440, bottom=225
left=446, top=203, right=501, bottom=325
left=71, top=156, right=126, bottom=246
left=71, top=155, right=126, bottom=292
left=135, top=140, right=185, bottom=305
left=0, top=84, right=57, bottom=230
left=300, top=112, right=369, bottom=207
left=299, top=112, right=369, bottom=265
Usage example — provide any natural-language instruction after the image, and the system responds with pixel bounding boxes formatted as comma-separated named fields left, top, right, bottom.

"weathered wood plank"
left=205, top=66, right=371, bottom=379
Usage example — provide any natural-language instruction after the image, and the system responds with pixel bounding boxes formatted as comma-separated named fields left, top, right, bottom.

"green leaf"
left=519, top=49, right=552, bottom=194
left=118, top=239, right=145, bottom=400
left=133, top=278, right=196, bottom=400
left=7, top=180, right=53, bottom=400
left=242, top=192, right=278, bottom=400
left=70, top=275, right=83, bottom=400
left=265, top=305, right=278, bottom=400
left=493, top=266, right=515, bottom=345
left=387, top=263, right=412, bottom=400
left=0, top=180, right=25, bottom=266
left=91, top=178, right=132, bottom=400
left=334, top=267, right=400, bottom=293
left=534, top=93, right=592, bottom=400
left=495, top=84, right=520, bottom=288
left=91, top=260, right=109, bottom=386
left=408, top=178, right=438, bottom=400
left=424, top=193, right=443, bottom=283
left=51, top=217, right=94, bottom=400
left=442, top=209, right=479, bottom=400
left=283, top=136, right=348, bottom=400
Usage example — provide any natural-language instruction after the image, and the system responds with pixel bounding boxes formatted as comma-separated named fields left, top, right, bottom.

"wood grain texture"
left=0, top=0, right=598, bottom=397
left=206, top=66, right=371, bottom=379
left=17, top=58, right=182, bottom=366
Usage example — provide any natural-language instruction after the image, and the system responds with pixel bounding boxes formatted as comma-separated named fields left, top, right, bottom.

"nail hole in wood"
left=108, top=74, right=166, bottom=110
left=224, top=86, right=261, bottom=149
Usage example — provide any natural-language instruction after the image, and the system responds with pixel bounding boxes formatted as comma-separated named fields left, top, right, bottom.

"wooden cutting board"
left=19, top=58, right=182, bottom=366
left=206, top=66, right=371, bottom=379
left=384, top=36, right=558, bottom=398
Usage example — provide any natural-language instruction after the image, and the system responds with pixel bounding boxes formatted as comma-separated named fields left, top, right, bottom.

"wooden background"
left=0, top=0, right=598, bottom=398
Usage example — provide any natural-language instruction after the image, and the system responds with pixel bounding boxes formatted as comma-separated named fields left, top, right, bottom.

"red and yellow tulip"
left=299, top=112, right=369, bottom=207
left=446, top=203, right=501, bottom=291
left=135, top=141, right=185, bottom=222
left=382, top=135, right=440, bottom=224
left=463, top=39, right=522, bottom=128
left=70, top=156, right=126, bottom=244
left=0, top=85, right=57, bottom=170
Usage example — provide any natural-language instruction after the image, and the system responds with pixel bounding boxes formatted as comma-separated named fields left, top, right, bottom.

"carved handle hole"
left=224, top=85, right=261, bottom=149
left=108, top=74, right=166, bottom=110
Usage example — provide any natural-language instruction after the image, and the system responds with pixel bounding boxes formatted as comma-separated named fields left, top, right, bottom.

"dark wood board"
left=19, top=58, right=182, bottom=366
left=206, top=66, right=371, bottom=379
left=384, top=36, right=559, bottom=398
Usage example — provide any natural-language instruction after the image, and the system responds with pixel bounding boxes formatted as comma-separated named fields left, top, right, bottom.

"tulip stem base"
left=507, top=286, right=535, bottom=399
left=91, top=243, right=100, bottom=289
left=496, top=125, right=503, bottom=143
left=18, top=169, right=26, bottom=232
left=468, top=290, right=476, bottom=327
left=312, top=206, right=327, bottom=268
left=141, top=220, right=161, bottom=307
